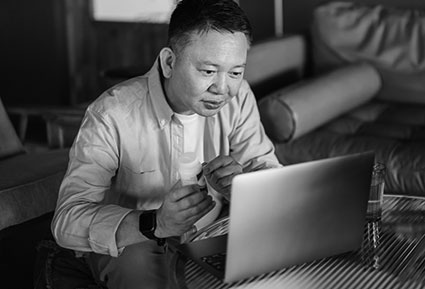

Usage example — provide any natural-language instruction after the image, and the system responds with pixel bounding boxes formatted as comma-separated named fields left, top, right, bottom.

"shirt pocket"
left=118, top=162, right=164, bottom=199
left=122, top=163, right=156, bottom=175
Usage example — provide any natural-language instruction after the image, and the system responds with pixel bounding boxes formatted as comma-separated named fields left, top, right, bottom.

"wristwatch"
left=139, top=210, right=165, bottom=246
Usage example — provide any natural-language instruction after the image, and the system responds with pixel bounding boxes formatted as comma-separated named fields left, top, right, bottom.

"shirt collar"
left=147, top=58, right=174, bottom=129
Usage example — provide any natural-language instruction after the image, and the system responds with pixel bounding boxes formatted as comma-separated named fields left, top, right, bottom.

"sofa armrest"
left=245, top=35, right=307, bottom=99
left=258, top=63, right=382, bottom=143
left=0, top=98, right=25, bottom=158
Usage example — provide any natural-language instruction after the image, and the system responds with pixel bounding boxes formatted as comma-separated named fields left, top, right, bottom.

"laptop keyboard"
left=201, top=253, right=226, bottom=272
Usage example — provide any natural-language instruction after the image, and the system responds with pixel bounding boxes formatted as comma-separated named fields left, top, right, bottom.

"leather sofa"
left=247, top=0, right=425, bottom=197
left=0, top=97, right=69, bottom=289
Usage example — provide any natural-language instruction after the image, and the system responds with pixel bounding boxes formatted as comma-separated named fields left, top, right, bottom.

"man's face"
left=163, top=30, right=249, bottom=117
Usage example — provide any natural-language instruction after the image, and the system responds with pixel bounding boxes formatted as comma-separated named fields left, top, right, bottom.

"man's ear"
left=159, top=47, right=175, bottom=79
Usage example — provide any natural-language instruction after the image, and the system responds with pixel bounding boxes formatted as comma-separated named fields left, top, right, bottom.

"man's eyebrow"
left=201, top=61, right=247, bottom=68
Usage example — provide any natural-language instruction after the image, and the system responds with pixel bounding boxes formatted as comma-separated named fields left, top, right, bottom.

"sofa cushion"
left=258, top=63, right=381, bottom=142
left=312, top=1, right=425, bottom=104
left=0, top=97, right=25, bottom=159
left=274, top=100, right=425, bottom=196
left=0, top=149, right=69, bottom=230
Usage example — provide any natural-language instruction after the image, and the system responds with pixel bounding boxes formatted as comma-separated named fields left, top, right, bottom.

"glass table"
left=171, top=195, right=425, bottom=289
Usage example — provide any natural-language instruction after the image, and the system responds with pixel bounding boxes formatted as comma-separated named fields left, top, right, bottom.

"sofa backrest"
left=0, top=98, right=25, bottom=159
left=283, top=0, right=425, bottom=35
left=245, top=35, right=306, bottom=100
left=311, top=1, right=425, bottom=104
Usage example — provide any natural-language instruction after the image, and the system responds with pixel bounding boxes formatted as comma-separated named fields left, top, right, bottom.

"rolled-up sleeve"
left=88, top=205, right=133, bottom=256
left=52, top=107, right=131, bottom=257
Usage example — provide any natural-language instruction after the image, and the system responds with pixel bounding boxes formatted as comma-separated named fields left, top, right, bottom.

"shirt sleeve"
left=51, top=107, right=132, bottom=257
left=230, top=80, right=283, bottom=172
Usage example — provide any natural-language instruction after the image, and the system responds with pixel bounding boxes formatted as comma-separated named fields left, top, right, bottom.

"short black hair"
left=168, top=0, right=252, bottom=54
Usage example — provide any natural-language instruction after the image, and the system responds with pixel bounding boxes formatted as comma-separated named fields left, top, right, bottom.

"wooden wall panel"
left=95, top=22, right=168, bottom=93
left=66, top=0, right=168, bottom=104
left=65, top=0, right=97, bottom=105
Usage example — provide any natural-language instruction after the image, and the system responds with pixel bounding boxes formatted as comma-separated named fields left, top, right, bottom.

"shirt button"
left=160, top=119, right=166, bottom=126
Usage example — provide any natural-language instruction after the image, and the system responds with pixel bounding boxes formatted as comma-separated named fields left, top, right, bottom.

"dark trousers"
left=85, top=240, right=174, bottom=289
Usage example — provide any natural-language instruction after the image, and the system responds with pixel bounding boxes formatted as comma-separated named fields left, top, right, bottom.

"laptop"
left=177, top=152, right=375, bottom=283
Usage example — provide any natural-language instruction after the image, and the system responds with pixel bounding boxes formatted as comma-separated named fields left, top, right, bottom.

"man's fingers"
left=169, top=184, right=200, bottom=202
left=208, top=165, right=241, bottom=181
left=183, top=199, right=216, bottom=224
left=177, top=190, right=211, bottom=210
left=179, top=195, right=214, bottom=218
left=169, top=196, right=215, bottom=232
left=203, top=156, right=235, bottom=175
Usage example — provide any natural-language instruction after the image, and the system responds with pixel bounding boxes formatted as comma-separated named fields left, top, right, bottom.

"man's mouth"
left=202, top=100, right=224, bottom=110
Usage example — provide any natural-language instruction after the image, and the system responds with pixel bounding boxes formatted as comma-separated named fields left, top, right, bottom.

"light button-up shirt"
left=52, top=60, right=281, bottom=257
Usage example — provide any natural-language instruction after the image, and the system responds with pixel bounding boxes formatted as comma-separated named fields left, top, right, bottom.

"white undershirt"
left=173, top=113, right=205, bottom=163
left=173, top=112, right=222, bottom=232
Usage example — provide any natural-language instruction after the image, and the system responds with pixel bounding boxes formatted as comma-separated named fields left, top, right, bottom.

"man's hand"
left=155, top=182, right=215, bottom=238
left=203, top=155, right=242, bottom=201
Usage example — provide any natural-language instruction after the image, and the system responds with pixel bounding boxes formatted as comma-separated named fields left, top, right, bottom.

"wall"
left=66, top=0, right=169, bottom=105
left=240, top=0, right=276, bottom=42
left=0, top=0, right=169, bottom=107
left=0, top=0, right=70, bottom=106
left=0, top=0, right=278, bottom=107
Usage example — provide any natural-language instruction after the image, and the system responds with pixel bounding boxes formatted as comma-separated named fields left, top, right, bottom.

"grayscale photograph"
left=1, top=0, right=425, bottom=289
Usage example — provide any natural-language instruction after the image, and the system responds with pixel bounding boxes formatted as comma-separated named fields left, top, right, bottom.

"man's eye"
left=230, top=71, right=243, bottom=78
left=201, top=70, right=216, bottom=76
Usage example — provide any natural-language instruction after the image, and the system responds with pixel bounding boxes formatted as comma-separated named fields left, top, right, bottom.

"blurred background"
left=2, top=0, right=315, bottom=151
left=0, top=0, right=295, bottom=108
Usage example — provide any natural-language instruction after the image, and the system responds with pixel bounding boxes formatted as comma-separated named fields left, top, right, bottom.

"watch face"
left=139, top=211, right=156, bottom=233
left=139, top=210, right=165, bottom=245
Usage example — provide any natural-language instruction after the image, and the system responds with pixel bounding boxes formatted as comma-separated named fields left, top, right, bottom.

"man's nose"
left=212, top=73, right=228, bottom=95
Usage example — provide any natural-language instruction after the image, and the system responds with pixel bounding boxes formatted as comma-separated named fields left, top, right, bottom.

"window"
left=92, top=0, right=177, bottom=23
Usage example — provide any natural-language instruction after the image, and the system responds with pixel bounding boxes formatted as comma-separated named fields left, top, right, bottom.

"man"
left=52, top=0, right=281, bottom=288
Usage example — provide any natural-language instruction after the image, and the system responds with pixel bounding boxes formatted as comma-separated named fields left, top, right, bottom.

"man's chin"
left=198, top=109, right=220, bottom=117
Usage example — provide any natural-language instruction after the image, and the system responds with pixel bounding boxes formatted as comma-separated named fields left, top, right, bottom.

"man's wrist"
left=139, top=210, right=165, bottom=246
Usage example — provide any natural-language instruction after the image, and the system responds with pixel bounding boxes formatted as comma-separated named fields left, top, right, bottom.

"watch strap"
left=139, top=210, right=166, bottom=246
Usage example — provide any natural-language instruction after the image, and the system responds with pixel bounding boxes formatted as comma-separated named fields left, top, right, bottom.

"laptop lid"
left=225, top=152, right=374, bottom=282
